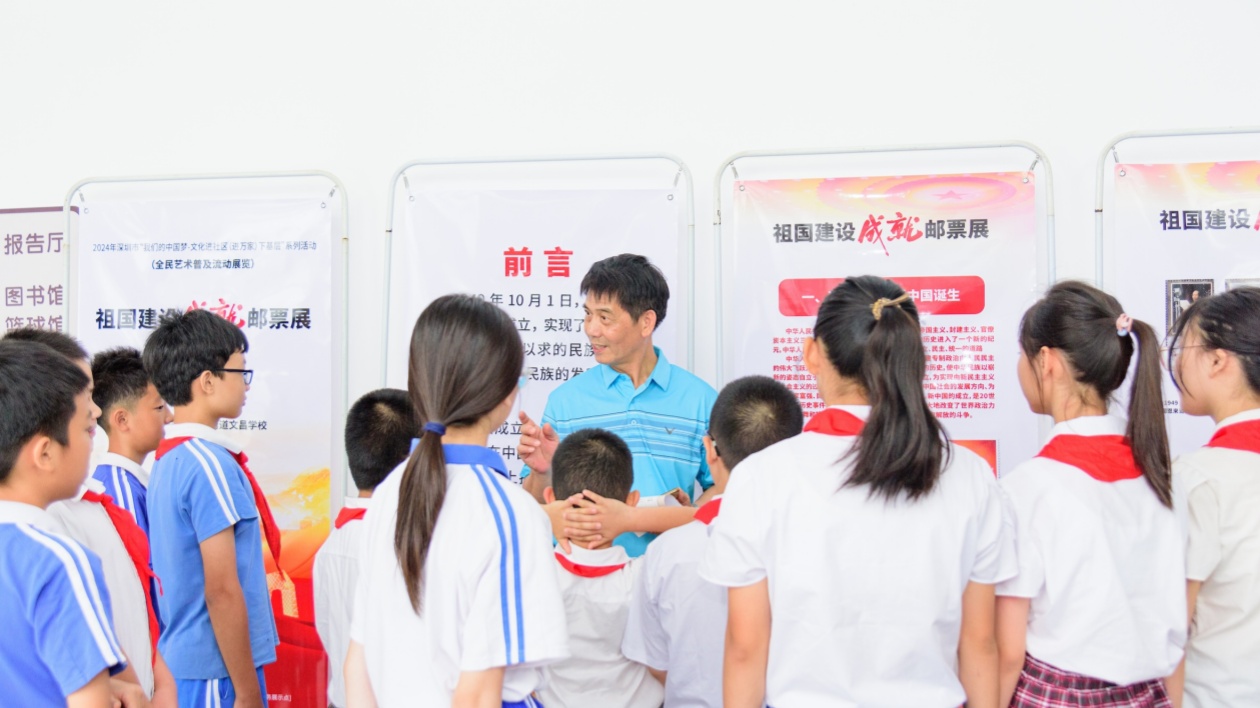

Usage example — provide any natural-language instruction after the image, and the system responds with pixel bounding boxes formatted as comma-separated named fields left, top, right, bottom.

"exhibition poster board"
left=723, top=171, right=1043, bottom=475
left=387, top=185, right=690, bottom=482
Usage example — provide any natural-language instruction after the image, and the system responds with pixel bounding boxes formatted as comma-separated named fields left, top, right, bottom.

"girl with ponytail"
left=346, top=295, right=568, bottom=708
left=700, top=275, right=1015, bottom=708
left=995, top=281, right=1184, bottom=708
left=1163, top=287, right=1260, bottom=708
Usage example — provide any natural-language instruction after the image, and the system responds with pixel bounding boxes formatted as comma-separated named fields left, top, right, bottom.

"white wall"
left=4, top=0, right=1259, bottom=400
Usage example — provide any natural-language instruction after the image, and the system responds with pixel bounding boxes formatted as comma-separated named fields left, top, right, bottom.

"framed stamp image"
left=1165, top=279, right=1214, bottom=334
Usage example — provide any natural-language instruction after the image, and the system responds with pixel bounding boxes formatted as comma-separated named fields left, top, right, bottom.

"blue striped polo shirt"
left=523, top=347, right=717, bottom=557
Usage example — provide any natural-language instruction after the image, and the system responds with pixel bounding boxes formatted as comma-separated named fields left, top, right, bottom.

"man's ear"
left=626, top=490, right=640, bottom=507
left=543, top=486, right=556, bottom=504
left=638, top=309, right=658, bottom=336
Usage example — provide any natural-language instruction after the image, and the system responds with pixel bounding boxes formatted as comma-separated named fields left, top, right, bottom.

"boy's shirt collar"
left=0, top=500, right=57, bottom=529
left=76, top=477, right=107, bottom=501
left=163, top=422, right=243, bottom=454
left=96, top=452, right=149, bottom=486
left=555, top=544, right=631, bottom=577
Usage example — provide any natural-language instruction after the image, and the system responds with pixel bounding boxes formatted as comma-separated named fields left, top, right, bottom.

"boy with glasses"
left=143, top=309, right=278, bottom=708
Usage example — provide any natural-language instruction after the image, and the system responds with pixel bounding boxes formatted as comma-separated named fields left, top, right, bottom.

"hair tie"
left=871, top=292, right=912, bottom=321
left=422, top=421, right=447, bottom=436
left=1115, top=314, right=1133, bottom=337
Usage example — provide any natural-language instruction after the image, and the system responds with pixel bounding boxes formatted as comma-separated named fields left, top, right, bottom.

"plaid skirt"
left=1010, top=655, right=1172, bottom=708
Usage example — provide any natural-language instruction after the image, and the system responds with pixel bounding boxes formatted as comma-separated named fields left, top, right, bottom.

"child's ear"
left=803, top=337, right=823, bottom=377
left=703, top=435, right=720, bottom=468
left=626, top=490, right=640, bottom=508
left=110, top=407, right=129, bottom=433
left=543, top=486, right=556, bottom=504
left=26, top=434, right=56, bottom=475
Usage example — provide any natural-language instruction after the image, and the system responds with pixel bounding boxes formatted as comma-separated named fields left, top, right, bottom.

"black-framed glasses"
left=214, top=368, right=254, bottom=385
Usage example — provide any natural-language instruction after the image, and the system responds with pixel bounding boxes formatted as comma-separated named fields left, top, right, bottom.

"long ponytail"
left=394, top=294, right=524, bottom=611
left=814, top=275, right=949, bottom=501
left=1019, top=281, right=1171, bottom=507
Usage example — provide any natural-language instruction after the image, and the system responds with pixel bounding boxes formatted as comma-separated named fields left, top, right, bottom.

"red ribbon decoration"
left=1206, top=419, right=1260, bottom=455
left=693, top=498, right=723, bottom=526
left=1036, top=434, right=1142, bottom=483
left=157, top=436, right=282, bottom=568
left=554, top=551, right=627, bottom=578
left=334, top=506, right=367, bottom=530
left=803, top=408, right=866, bottom=437
left=80, top=489, right=161, bottom=662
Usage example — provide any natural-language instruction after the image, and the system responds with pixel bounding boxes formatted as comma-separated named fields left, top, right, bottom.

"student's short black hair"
left=580, top=254, right=669, bottom=329
left=345, top=388, right=418, bottom=493
left=90, top=347, right=152, bottom=434
left=708, top=376, right=804, bottom=471
left=143, top=309, right=249, bottom=407
left=0, top=340, right=91, bottom=484
left=1, top=328, right=88, bottom=362
left=551, top=428, right=633, bottom=502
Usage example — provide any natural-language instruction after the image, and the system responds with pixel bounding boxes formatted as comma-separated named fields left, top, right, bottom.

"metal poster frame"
left=64, top=171, right=351, bottom=513
left=382, top=154, right=697, bottom=384
left=712, top=141, right=1057, bottom=385
left=1095, top=127, right=1260, bottom=286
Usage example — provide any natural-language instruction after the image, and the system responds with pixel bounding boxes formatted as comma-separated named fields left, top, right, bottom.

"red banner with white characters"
left=723, top=172, right=1042, bottom=475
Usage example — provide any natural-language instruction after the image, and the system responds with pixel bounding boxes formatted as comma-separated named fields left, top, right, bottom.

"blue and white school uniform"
left=350, top=444, right=569, bottom=707
left=622, top=496, right=726, bottom=708
left=149, top=422, right=278, bottom=706
left=0, top=500, right=127, bottom=704
left=998, top=416, right=1185, bottom=691
left=700, top=405, right=1016, bottom=707
left=93, top=451, right=151, bottom=537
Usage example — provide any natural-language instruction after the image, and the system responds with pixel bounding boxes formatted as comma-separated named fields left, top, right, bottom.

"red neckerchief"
left=1036, top=434, right=1142, bottom=483
left=804, top=408, right=866, bottom=437
left=81, top=490, right=161, bottom=662
left=1206, top=419, right=1260, bottom=455
left=156, top=436, right=282, bottom=568
left=334, top=507, right=367, bottom=529
left=554, top=551, right=627, bottom=578
left=694, top=497, right=722, bottom=525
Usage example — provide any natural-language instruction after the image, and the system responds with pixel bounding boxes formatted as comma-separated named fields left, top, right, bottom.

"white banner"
left=1111, top=161, right=1260, bottom=455
left=387, top=188, right=688, bottom=481
left=723, top=172, right=1043, bottom=475
left=1, top=207, right=69, bottom=334
left=74, top=197, right=334, bottom=576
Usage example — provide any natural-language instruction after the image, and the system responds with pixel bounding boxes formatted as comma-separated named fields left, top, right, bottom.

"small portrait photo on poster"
left=1166, top=279, right=1214, bottom=333
left=1225, top=277, right=1260, bottom=292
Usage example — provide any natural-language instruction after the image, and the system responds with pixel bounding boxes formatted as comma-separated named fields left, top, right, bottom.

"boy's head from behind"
left=345, top=388, right=417, bottom=494
left=91, top=347, right=171, bottom=455
left=143, top=309, right=250, bottom=419
left=0, top=340, right=97, bottom=504
left=546, top=428, right=636, bottom=506
left=707, top=376, right=803, bottom=486
left=2, top=327, right=89, bottom=369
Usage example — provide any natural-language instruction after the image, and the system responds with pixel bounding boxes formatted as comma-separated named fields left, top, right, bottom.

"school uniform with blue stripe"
left=0, top=501, right=127, bottom=705
left=521, top=347, right=717, bottom=557
left=350, top=444, right=569, bottom=707
left=148, top=424, right=278, bottom=704
left=92, top=451, right=152, bottom=537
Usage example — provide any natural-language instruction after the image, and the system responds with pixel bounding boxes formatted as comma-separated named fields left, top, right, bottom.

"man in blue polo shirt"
left=519, top=253, right=717, bottom=557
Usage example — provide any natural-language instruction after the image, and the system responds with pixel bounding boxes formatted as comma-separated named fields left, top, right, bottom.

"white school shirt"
left=48, top=478, right=155, bottom=695
left=539, top=546, right=664, bottom=708
left=350, top=444, right=569, bottom=705
left=313, top=496, right=370, bottom=708
left=622, top=497, right=726, bottom=708
left=997, top=415, right=1186, bottom=685
left=1175, top=408, right=1260, bottom=708
left=699, top=405, right=1015, bottom=708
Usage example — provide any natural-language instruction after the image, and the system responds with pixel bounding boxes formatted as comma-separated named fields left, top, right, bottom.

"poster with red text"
left=1110, top=161, right=1260, bottom=455
left=387, top=189, right=689, bottom=482
left=74, top=199, right=335, bottom=588
left=724, top=173, right=1042, bottom=475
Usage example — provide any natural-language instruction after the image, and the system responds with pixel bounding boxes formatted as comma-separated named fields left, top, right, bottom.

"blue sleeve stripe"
left=468, top=464, right=515, bottom=664
left=17, top=524, right=124, bottom=665
left=481, top=466, right=526, bottom=663
left=186, top=440, right=241, bottom=525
